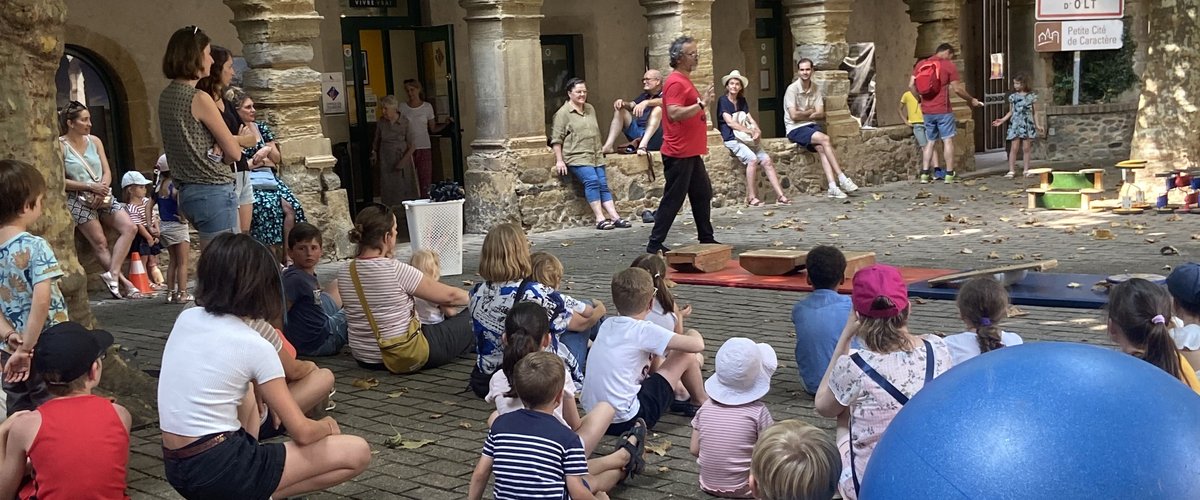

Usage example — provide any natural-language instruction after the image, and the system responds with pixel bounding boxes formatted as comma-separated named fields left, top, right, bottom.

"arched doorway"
left=55, top=45, right=133, bottom=173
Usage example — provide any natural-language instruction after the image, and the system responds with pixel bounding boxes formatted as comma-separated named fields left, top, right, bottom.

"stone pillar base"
left=464, top=137, right=554, bottom=233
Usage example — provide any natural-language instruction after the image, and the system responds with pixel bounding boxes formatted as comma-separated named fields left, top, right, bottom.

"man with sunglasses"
left=602, top=70, right=666, bottom=156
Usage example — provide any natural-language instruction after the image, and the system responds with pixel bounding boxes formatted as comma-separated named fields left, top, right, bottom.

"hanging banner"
left=321, top=72, right=346, bottom=115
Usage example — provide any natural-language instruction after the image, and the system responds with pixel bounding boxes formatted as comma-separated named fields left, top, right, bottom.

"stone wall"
left=1045, top=102, right=1137, bottom=162
left=510, top=122, right=970, bottom=232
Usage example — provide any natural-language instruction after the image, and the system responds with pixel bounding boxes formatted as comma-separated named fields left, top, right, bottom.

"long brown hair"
left=479, top=223, right=531, bottom=282
left=631, top=253, right=675, bottom=313
left=501, top=301, right=550, bottom=399
left=956, top=277, right=1010, bottom=354
left=196, top=45, right=232, bottom=99
left=1108, top=279, right=1183, bottom=381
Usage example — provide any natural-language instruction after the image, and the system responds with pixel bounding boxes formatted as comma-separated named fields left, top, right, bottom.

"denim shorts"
left=786, top=124, right=823, bottom=152
left=178, top=183, right=237, bottom=241
left=723, top=140, right=770, bottom=165
left=624, top=121, right=664, bottom=151
left=912, top=123, right=929, bottom=147
left=234, top=170, right=254, bottom=205
left=923, top=113, right=957, bottom=141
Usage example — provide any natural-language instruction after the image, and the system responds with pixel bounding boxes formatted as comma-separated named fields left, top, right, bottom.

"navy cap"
left=1168, top=262, right=1200, bottom=304
left=32, top=322, right=113, bottom=385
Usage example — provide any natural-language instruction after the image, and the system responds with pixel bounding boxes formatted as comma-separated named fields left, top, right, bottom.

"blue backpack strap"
left=850, top=352, right=909, bottom=406
left=923, top=339, right=935, bottom=383
left=850, top=412, right=861, bottom=495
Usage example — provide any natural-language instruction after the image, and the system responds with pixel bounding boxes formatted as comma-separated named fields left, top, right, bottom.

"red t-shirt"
left=915, top=57, right=960, bottom=116
left=661, top=71, right=708, bottom=158
left=21, top=395, right=130, bottom=500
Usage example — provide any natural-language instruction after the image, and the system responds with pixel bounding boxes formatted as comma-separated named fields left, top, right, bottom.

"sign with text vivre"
left=1035, top=20, right=1123, bottom=52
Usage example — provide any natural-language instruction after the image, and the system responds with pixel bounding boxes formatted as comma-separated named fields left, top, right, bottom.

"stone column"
left=906, top=0, right=975, bottom=169
left=225, top=0, right=353, bottom=257
left=459, top=0, right=551, bottom=232
left=781, top=0, right=857, bottom=139
left=639, top=0, right=715, bottom=89
left=1130, top=0, right=1200, bottom=175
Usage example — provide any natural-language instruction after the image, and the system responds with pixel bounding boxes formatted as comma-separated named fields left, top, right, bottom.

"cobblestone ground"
left=99, top=157, right=1198, bottom=499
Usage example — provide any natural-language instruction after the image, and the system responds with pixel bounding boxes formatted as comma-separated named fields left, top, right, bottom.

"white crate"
left=402, top=199, right=464, bottom=276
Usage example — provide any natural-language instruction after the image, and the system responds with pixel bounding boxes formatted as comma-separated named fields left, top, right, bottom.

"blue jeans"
left=302, top=293, right=349, bottom=357
left=569, top=165, right=613, bottom=204
left=178, top=183, right=237, bottom=241
left=561, top=315, right=606, bottom=373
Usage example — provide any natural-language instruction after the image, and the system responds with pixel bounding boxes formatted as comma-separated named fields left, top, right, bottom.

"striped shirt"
left=336, top=257, right=424, bottom=365
left=484, top=409, right=588, bottom=499
left=124, top=197, right=152, bottom=226
left=691, top=400, right=775, bottom=497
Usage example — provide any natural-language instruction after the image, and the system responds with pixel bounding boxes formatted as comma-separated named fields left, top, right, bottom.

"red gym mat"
left=668, top=260, right=957, bottom=294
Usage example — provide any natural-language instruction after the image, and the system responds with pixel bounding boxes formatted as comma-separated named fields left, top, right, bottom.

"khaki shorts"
left=159, top=220, right=191, bottom=247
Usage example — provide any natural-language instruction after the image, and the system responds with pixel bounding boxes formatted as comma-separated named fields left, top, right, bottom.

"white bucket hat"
left=721, top=69, right=750, bottom=89
left=705, top=337, right=777, bottom=406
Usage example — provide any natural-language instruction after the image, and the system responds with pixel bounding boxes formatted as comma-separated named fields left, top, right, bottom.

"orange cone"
left=128, top=252, right=153, bottom=294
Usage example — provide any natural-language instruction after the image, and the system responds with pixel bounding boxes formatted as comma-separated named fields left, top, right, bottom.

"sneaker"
left=919, top=172, right=932, bottom=184
left=933, top=167, right=946, bottom=180
left=944, top=172, right=957, bottom=184
left=838, top=176, right=859, bottom=193
left=827, top=185, right=848, bottom=199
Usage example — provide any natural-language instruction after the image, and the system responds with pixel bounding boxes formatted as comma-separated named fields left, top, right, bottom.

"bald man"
left=602, top=69, right=666, bottom=155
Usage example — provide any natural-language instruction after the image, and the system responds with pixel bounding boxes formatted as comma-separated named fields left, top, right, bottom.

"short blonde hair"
left=379, top=94, right=399, bottom=110
left=409, top=249, right=441, bottom=279
left=611, top=267, right=654, bottom=316
left=530, top=251, right=564, bottom=289
left=751, top=420, right=839, bottom=500
left=479, top=223, right=531, bottom=282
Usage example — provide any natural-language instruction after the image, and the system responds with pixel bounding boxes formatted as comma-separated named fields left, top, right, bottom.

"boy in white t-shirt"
left=582, top=267, right=707, bottom=435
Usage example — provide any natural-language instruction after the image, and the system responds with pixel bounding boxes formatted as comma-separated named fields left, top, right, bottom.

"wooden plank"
left=927, top=259, right=1059, bottom=286
left=665, top=244, right=733, bottom=273
left=843, top=251, right=878, bottom=278
left=739, top=249, right=807, bottom=276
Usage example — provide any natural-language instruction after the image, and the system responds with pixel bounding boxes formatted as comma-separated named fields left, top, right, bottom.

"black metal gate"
left=978, top=0, right=1010, bottom=151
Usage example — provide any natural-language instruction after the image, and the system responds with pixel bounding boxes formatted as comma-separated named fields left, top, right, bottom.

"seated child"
left=690, top=338, right=777, bottom=498
left=944, top=277, right=1022, bottom=364
left=749, top=420, right=840, bottom=500
left=0, top=322, right=131, bottom=499
left=631, top=253, right=691, bottom=334
left=1166, top=262, right=1200, bottom=375
left=531, top=251, right=606, bottom=365
left=815, top=265, right=952, bottom=500
left=241, top=318, right=336, bottom=440
left=791, top=246, right=852, bottom=394
left=486, top=302, right=641, bottom=491
left=120, top=170, right=162, bottom=296
left=281, top=222, right=348, bottom=356
left=1108, top=278, right=1200, bottom=394
left=470, top=351, right=614, bottom=500
left=582, top=267, right=707, bottom=435
left=410, top=249, right=461, bottom=325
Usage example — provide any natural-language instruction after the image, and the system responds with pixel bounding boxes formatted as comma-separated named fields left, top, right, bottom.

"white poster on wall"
left=320, top=72, right=346, bottom=115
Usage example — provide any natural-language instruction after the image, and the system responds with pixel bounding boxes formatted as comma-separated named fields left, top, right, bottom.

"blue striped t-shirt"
left=483, top=409, right=588, bottom=499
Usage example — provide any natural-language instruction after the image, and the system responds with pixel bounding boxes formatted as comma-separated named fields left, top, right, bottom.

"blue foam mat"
left=907, top=272, right=1110, bottom=309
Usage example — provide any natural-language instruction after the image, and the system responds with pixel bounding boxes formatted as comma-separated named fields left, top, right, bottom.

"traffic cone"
left=128, top=252, right=153, bottom=295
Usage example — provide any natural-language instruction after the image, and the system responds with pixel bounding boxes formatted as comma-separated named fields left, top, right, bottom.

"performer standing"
left=646, top=36, right=718, bottom=255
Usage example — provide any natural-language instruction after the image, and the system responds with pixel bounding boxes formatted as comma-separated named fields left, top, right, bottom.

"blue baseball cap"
left=1167, top=262, right=1200, bottom=304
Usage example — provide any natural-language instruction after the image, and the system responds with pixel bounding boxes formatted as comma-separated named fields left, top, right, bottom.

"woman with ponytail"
left=814, top=265, right=953, bottom=500
left=944, top=277, right=1023, bottom=364
left=335, top=204, right=473, bottom=373
left=1108, top=278, right=1200, bottom=394
left=485, top=302, right=640, bottom=492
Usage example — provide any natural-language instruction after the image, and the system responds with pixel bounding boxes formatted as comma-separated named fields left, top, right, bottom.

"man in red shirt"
left=908, top=43, right=983, bottom=184
left=647, top=36, right=719, bottom=254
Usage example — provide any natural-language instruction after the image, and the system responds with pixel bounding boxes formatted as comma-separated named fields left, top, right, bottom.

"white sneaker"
left=838, top=176, right=859, bottom=193
left=827, top=185, right=848, bottom=199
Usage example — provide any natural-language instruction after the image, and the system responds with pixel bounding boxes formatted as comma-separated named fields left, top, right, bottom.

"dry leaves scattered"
left=351, top=378, right=380, bottom=390
left=645, top=439, right=673, bottom=456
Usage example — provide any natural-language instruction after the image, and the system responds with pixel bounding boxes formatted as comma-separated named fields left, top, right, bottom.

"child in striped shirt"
left=469, top=351, right=598, bottom=500
left=690, top=337, right=777, bottom=498
left=120, top=171, right=163, bottom=293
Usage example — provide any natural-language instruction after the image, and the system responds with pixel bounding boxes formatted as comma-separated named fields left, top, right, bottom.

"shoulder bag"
left=349, top=260, right=429, bottom=374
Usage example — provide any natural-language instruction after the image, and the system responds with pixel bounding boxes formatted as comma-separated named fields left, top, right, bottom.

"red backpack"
left=913, top=59, right=942, bottom=98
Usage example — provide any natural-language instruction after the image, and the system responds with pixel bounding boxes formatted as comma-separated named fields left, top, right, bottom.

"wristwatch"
left=697, top=100, right=706, bottom=110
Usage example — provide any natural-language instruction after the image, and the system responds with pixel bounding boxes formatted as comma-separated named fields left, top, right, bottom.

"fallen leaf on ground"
left=999, top=217, right=1011, bottom=222
left=833, top=214, right=850, bottom=221
left=1168, top=214, right=1184, bottom=222
left=351, top=378, right=380, bottom=390
left=560, top=241, right=573, bottom=247
left=658, top=466, right=671, bottom=473
left=1012, top=253, right=1026, bottom=260
left=944, top=213, right=955, bottom=222
left=872, top=193, right=883, bottom=201
left=429, top=413, right=444, bottom=419
left=387, top=388, right=408, bottom=398
left=913, top=297, right=927, bottom=304
left=400, top=439, right=434, bottom=449
left=771, top=240, right=784, bottom=247
left=1111, top=222, right=1122, bottom=227
left=987, top=252, right=1000, bottom=260
left=1067, top=282, right=1081, bottom=288
left=1031, top=253, right=1043, bottom=260
left=978, top=186, right=989, bottom=191
left=1162, top=246, right=1180, bottom=256
left=1007, top=306, right=1028, bottom=317
left=961, top=248, right=974, bottom=254
left=1092, top=229, right=1115, bottom=240
left=645, top=440, right=673, bottom=456
left=462, top=280, right=475, bottom=287
left=763, top=210, right=775, bottom=217
left=915, top=190, right=932, bottom=199
left=459, top=422, right=473, bottom=429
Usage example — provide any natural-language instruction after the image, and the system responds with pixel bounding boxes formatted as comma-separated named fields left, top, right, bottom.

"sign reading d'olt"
left=1034, top=19, right=1123, bottom=52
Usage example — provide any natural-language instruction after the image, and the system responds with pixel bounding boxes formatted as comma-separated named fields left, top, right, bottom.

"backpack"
left=913, top=59, right=942, bottom=98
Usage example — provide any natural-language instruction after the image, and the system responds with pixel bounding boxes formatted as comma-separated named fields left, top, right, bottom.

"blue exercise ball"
left=860, top=342, right=1200, bottom=499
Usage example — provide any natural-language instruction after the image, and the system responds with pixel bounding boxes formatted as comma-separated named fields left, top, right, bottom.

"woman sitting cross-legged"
left=158, top=233, right=369, bottom=499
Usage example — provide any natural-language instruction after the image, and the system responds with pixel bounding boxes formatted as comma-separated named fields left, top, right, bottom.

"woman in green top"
left=551, top=78, right=631, bottom=230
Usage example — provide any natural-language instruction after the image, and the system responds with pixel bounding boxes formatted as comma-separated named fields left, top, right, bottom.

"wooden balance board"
left=665, top=244, right=734, bottom=273
left=739, top=249, right=876, bottom=276
left=926, top=260, right=1059, bottom=287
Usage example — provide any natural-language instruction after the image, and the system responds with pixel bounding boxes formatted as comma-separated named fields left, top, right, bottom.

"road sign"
left=1037, top=0, right=1123, bottom=21
left=1034, top=20, right=1123, bottom=52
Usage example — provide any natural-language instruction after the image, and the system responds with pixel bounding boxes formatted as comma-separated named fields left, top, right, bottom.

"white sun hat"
left=704, top=337, right=777, bottom=406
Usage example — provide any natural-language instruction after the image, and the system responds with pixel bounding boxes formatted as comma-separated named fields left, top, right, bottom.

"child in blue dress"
left=991, top=74, right=1043, bottom=179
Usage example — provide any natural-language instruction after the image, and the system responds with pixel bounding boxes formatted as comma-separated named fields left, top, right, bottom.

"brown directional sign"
left=1035, top=20, right=1123, bottom=52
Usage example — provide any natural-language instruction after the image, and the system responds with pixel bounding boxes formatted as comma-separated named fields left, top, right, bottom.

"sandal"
left=596, top=220, right=615, bottom=230
left=670, top=399, right=701, bottom=417
left=100, top=272, right=122, bottom=299
left=613, top=218, right=632, bottom=228
left=747, top=198, right=765, bottom=207
left=176, top=291, right=194, bottom=303
left=123, top=290, right=148, bottom=300
left=616, top=418, right=647, bottom=482
left=165, top=291, right=178, bottom=304
left=1004, top=171, right=1015, bottom=179
left=776, top=197, right=792, bottom=206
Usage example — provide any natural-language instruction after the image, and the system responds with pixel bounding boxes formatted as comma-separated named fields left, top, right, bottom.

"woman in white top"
left=158, top=232, right=369, bottom=499
left=943, top=277, right=1023, bottom=365
left=400, top=79, right=453, bottom=199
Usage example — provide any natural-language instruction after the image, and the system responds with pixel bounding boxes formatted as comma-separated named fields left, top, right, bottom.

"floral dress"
left=245, top=122, right=307, bottom=246
left=1006, top=92, right=1038, bottom=140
